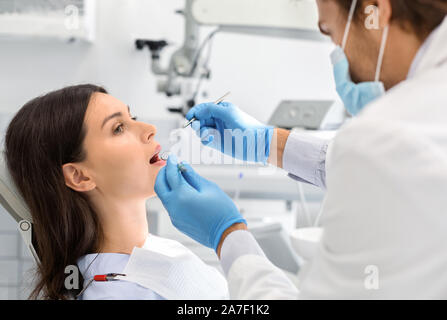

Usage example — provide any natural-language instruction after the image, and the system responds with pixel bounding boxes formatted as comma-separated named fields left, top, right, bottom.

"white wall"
left=0, top=0, right=337, bottom=123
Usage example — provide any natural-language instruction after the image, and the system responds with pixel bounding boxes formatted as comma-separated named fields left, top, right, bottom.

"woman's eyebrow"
left=101, top=105, right=131, bottom=130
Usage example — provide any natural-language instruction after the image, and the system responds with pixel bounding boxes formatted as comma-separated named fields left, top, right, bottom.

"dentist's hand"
left=155, top=155, right=247, bottom=251
left=186, top=102, right=274, bottom=164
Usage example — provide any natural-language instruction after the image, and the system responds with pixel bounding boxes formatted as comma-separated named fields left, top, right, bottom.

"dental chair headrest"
left=0, top=151, right=33, bottom=223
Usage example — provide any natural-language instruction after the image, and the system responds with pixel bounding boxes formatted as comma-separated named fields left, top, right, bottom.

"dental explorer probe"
left=159, top=92, right=231, bottom=164
left=183, top=91, right=231, bottom=128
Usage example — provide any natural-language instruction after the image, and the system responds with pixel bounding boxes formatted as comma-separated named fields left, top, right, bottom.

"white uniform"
left=220, top=16, right=447, bottom=300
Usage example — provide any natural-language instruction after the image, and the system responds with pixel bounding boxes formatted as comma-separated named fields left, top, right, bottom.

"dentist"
left=155, top=0, right=447, bottom=299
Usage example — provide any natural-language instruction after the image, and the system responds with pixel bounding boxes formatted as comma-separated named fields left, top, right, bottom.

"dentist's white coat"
left=223, top=17, right=447, bottom=299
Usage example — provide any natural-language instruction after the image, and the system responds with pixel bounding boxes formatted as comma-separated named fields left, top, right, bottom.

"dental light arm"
left=0, top=153, right=40, bottom=265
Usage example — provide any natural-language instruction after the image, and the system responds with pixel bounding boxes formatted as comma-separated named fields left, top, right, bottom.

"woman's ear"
left=62, top=163, right=96, bottom=192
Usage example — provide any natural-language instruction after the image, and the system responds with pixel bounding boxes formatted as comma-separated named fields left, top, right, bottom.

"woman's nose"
left=143, top=123, right=157, bottom=142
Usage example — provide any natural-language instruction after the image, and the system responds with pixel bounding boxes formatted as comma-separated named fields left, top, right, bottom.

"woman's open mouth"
left=150, top=153, right=161, bottom=164
left=149, top=145, right=166, bottom=166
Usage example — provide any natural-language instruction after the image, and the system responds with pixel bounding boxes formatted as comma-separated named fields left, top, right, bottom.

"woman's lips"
left=149, top=145, right=166, bottom=166
left=149, top=154, right=166, bottom=166
left=151, top=157, right=166, bottom=166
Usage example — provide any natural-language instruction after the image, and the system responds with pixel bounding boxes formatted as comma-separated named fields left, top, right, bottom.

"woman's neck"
left=93, top=198, right=149, bottom=254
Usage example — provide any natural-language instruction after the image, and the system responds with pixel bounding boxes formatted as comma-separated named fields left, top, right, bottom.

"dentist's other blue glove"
left=186, top=102, right=274, bottom=164
left=155, top=155, right=247, bottom=251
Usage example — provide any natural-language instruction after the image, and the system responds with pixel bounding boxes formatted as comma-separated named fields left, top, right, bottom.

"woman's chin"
left=148, top=191, right=157, bottom=198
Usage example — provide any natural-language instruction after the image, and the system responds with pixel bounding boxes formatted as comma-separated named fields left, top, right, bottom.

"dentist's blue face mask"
left=330, top=0, right=389, bottom=116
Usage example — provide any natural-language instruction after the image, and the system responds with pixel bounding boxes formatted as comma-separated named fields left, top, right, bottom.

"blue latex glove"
left=186, top=102, right=274, bottom=164
left=155, top=155, right=247, bottom=251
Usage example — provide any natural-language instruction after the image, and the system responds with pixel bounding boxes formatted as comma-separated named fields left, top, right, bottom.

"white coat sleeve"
left=220, top=230, right=299, bottom=300
left=282, top=131, right=330, bottom=189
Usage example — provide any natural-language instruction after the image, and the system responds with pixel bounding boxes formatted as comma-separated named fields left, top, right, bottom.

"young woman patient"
left=4, top=84, right=227, bottom=300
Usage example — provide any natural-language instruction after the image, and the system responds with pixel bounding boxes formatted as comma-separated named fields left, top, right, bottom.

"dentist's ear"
left=376, top=0, right=392, bottom=28
left=61, top=163, right=96, bottom=192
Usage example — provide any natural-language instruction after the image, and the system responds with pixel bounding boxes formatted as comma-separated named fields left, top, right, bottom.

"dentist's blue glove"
left=155, top=155, right=247, bottom=251
left=186, top=102, right=274, bottom=164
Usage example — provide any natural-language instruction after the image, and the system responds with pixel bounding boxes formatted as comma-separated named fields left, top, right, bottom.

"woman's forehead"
left=84, top=93, right=127, bottom=130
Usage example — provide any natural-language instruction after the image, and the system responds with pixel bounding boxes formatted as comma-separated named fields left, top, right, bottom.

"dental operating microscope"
left=135, top=0, right=325, bottom=117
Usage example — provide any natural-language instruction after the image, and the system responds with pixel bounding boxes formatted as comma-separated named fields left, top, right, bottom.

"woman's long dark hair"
left=4, top=84, right=107, bottom=299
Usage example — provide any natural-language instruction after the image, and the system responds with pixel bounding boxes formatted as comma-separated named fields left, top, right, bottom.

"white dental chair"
left=0, top=152, right=40, bottom=265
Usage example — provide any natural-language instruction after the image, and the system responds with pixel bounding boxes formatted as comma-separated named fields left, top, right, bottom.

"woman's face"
left=80, top=92, right=166, bottom=200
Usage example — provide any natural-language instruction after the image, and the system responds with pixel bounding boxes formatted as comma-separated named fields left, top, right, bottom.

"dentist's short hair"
left=334, top=0, right=447, bottom=40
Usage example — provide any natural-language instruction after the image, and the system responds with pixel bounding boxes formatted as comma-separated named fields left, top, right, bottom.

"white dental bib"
left=116, top=234, right=229, bottom=300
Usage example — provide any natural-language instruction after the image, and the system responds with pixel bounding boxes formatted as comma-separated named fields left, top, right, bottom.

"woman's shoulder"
left=78, top=278, right=165, bottom=300
left=76, top=253, right=165, bottom=300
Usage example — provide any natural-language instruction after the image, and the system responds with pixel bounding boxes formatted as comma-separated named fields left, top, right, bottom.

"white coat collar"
left=409, top=16, right=447, bottom=78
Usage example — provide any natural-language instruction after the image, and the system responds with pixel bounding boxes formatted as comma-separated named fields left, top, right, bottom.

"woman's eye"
left=113, top=116, right=138, bottom=135
left=114, top=124, right=124, bottom=135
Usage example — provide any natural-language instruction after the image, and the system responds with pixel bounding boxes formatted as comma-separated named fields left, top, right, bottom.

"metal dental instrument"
left=160, top=152, right=170, bottom=161
left=177, top=163, right=188, bottom=173
left=158, top=152, right=187, bottom=172
left=160, top=93, right=230, bottom=160
left=183, top=91, right=231, bottom=128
